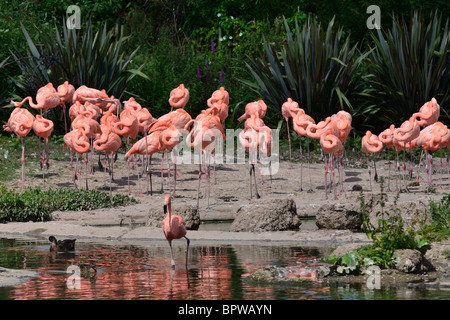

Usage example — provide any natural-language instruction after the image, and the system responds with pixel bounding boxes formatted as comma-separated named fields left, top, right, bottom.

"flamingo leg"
left=126, top=137, right=131, bottom=195
left=160, top=151, right=165, bottom=194
left=134, top=155, right=142, bottom=193
left=184, top=236, right=190, bottom=270
left=366, top=154, right=372, bottom=192
left=324, top=153, right=328, bottom=199
left=168, top=240, right=175, bottom=269
left=252, top=163, right=261, bottom=199
left=286, top=119, right=294, bottom=169
left=206, top=153, right=211, bottom=208
left=197, top=162, right=202, bottom=209
left=307, top=137, right=313, bottom=192
left=21, top=137, right=25, bottom=190
left=299, top=136, right=303, bottom=192
left=402, top=149, right=408, bottom=192
left=330, top=154, right=336, bottom=200
left=386, top=147, right=392, bottom=191
left=85, top=153, right=89, bottom=190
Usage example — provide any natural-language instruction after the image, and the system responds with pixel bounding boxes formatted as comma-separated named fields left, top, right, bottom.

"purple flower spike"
left=211, top=40, right=216, bottom=55
left=197, top=67, right=202, bottom=80
left=219, top=70, right=225, bottom=83
left=205, top=59, right=209, bottom=71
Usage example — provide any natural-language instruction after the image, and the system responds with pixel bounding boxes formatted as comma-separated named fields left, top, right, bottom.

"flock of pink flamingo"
left=362, top=98, right=450, bottom=192
left=3, top=82, right=450, bottom=270
left=3, top=81, right=450, bottom=202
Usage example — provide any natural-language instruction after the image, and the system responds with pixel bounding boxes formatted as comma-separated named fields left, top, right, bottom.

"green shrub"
left=0, top=185, right=138, bottom=223
left=365, top=10, right=450, bottom=128
left=242, top=15, right=368, bottom=126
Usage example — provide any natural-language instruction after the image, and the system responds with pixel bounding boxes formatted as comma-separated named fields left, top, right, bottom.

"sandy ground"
left=0, top=146, right=448, bottom=245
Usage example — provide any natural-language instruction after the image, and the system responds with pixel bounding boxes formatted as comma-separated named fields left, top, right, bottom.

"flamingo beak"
left=163, top=204, right=167, bottom=214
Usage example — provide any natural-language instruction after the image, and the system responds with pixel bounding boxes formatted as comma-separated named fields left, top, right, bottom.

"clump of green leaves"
left=418, top=193, right=450, bottom=242
left=323, top=182, right=444, bottom=274
left=0, top=185, right=138, bottom=223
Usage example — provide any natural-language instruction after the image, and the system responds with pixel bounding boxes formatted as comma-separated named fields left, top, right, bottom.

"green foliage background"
left=0, top=0, right=449, bottom=133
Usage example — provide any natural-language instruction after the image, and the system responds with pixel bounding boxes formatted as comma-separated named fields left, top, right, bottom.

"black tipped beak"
left=164, top=204, right=167, bottom=214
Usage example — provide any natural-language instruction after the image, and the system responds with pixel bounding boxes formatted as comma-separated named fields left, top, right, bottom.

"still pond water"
left=0, top=237, right=449, bottom=300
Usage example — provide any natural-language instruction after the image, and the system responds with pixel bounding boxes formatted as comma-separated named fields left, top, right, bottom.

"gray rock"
left=230, top=198, right=301, bottom=232
left=146, top=205, right=200, bottom=230
left=0, top=267, right=39, bottom=287
left=394, top=249, right=434, bottom=273
left=316, top=199, right=363, bottom=230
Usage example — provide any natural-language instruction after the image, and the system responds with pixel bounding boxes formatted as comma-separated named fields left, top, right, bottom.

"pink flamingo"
left=125, top=131, right=162, bottom=195
left=3, top=106, right=35, bottom=188
left=159, top=125, right=183, bottom=195
left=162, top=195, right=189, bottom=269
left=281, top=98, right=301, bottom=169
left=93, top=123, right=122, bottom=193
left=113, top=108, right=139, bottom=194
left=32, top=114, right=54, bottom=187
left=63, top=128, right=90, bottom=189
left=185, top=111, right=225, bottom=207
left=148, top=108, right=192, bottom=192
left=56, top=81, right=75, bottom=133
left=331, top=111, right=352, bottom=193
left=168, top=84, right=189, bottom=110
left=11, top=83, right=60, bottom=117
left=237, top=100, right=267, bottom=122
left=413, top=98, right=440, bottom=127
left=320, top=130, right=343, bottom=199
left=207, top=86, right=229, bottom=108
left=362, top=131, right=383, bottom=191
left=306, top=117, right=339, bottom=194
left=393, top=116, right=420, bottom=191
left=412, top=122, right=447, bottom=187
left=292, top=111, right=315, bottom=192
left=378, top=124, right=395, bottom=191
left=238, top=113, right=273, bottom=199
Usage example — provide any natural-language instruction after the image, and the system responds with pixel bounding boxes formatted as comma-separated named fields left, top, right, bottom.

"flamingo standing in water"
left=3, top=106, right=35, bottom=189
left=378, top=124, right=395, bottom=191
left=162, top=195, right=190, bottom=269
left=281, top=98, right=301, bottom=169
left=33, top=115, right=54, bottom=187
left=362, top=131, right=383, bottom=191
left=320, top=130, right=343, bottom=200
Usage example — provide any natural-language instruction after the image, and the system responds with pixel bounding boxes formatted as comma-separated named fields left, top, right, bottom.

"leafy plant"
left=0, top=185, right=138, bottom=223
left=242, top=14, right=368, bottom=125
left=365, top=10, right=450, bottom=126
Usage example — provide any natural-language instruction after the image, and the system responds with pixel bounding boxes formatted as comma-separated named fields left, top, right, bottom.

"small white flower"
left=229, top=36, right=233, bottom=40
left=239, top=32, right=243, bottom=37
left=217, top=13, right=221, bottom=17
left=4, top=150, right=8, bottom=159
left=230, top=16, right=234, bottom=20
